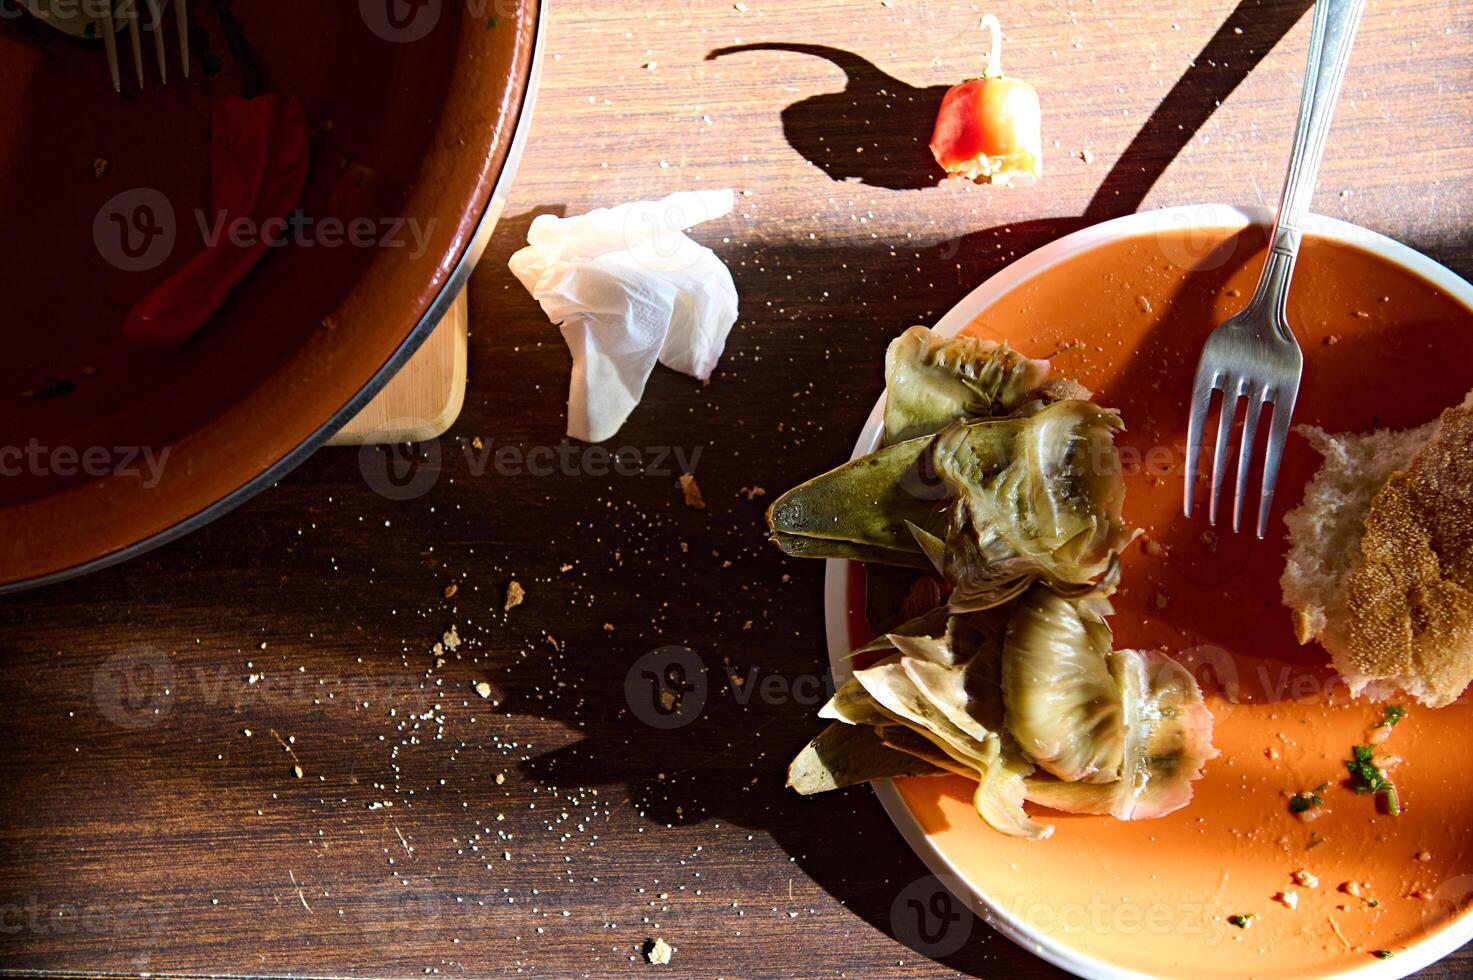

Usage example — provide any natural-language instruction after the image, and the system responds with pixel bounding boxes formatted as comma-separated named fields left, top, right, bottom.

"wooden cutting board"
left=327, top=290, right=468, bottom=445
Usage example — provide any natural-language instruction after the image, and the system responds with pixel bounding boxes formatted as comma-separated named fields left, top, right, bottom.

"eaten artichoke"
left=883, top=325, right=1052, bottom=443
left=789, top=601, right=1216, bottom=834
left=779, top=323, right=1216, bottom=839
left=769, top=400, right=1134, bottom=604
left=790, top=611, right=1053, bottom=839
left=1022, top=648, right=1218, bottom=820
left=1002, top=588, right=1124, bottom=784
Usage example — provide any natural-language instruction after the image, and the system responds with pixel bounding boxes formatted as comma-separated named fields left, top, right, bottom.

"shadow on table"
left=511, top=2, right=1320, bottom=975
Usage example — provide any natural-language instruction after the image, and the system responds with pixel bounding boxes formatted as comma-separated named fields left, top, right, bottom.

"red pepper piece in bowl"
left=122, top=94, right=311, bottom=348
left=930, top=15, right=1041, bottom=185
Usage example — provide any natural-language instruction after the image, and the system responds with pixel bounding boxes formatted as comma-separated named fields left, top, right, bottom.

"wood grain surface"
left=4, top=1, right=1473, bottom=977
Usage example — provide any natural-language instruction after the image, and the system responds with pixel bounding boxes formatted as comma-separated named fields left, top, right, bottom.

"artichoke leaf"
left=1023, top=648, right=1218, bottom=820
left=848, top=606, right=954, bottom=659
left=766, top=435, right=945, bottom=565
left=854, top=655, right=1050, bottom=839
left=1002, top=587, right=1125, bottom=784
left=879, top=726, right=975, bottom=777
left=788, top=721, right=948, bottom=794
left=883, top=325, right=1052, bottom=443
left=771, top=531, right=934, bottom=570
left=933, top=401, right=1135, bottom=599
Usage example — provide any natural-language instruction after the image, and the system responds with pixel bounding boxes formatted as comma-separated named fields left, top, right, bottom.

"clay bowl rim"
left=0, top=2, right=548, bottom=596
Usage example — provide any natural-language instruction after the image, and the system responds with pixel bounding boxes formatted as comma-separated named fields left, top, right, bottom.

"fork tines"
left=1184, top=361, right=1300, bottom=540
left=102, top=0, right=190, bottom=92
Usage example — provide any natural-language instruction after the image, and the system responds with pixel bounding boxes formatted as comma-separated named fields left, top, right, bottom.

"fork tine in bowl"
left=124, top=1, right=145, bottom=88
left=176, top=0, right=190, bottom=77
left=100, top=3, right=121, bottom=92
left=147, top=0, right=168, bottom=84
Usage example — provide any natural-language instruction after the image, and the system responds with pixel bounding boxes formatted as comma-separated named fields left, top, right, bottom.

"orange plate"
left=831, top=210, right=1473, bottom=979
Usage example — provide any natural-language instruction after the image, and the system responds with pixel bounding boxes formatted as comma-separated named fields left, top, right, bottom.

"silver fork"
left=99, top=0, right=191, bottom=93
left=1184, top=0, right=1366, bottom=538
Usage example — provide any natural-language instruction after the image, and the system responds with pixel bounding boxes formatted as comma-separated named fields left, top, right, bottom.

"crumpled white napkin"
left=508, top=190, right=739, bottom=442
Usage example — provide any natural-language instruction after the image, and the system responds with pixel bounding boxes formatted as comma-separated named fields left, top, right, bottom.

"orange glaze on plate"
left=850, top=227, right=1473, bottom=977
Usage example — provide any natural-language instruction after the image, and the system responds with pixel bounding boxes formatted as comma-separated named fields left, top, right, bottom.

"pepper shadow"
left=707, top=43, right=949, bottom=190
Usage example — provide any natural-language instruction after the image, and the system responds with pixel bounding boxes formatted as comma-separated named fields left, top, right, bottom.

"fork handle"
left=1248, top=0, right=1367, bottom=331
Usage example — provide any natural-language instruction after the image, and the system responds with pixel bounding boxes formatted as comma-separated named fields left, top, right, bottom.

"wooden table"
left=4, top=1, right=1472, bottom=976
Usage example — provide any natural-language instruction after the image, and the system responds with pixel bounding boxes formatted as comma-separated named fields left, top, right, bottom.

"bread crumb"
left=739, top=485, right=766, bottom=501
left=443, top=583, right=458, bottom=599
left=679, top=473, right=706, bottom=509
left=474, top=681, right=493, bottom=699
left=1293, top=870, right=1320, bottom=889
left=644, top=937, right=673, bottom=965
left=442, top=626, right=461, bottom=651
left=495, top=773, right=506, bottom=785
left=1275, top=890, right=1299, bottom=910
left=505, top=580, right=525, bottom=612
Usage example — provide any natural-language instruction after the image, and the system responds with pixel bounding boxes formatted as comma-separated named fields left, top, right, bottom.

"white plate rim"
left=819, top=203, right=1473, bottom=980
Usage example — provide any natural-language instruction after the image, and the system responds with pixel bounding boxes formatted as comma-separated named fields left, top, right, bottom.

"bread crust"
left=1344, top=404, right=1473, bottom=707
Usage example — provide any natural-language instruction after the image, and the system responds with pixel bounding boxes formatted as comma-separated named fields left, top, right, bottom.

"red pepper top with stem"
left=929, top=14, right=1042, bottom=185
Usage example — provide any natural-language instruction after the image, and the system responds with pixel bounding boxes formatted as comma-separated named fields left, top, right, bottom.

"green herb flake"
left=1379, top=705, right=1406, bottom=729
left=1346, top=744, right=1401, bottom=816
left=1227, top=914, right=1254, bottom=929
left=1289, top=789, right=1325, bottom=815
left=1372, top=950, right=1394, bottom=959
